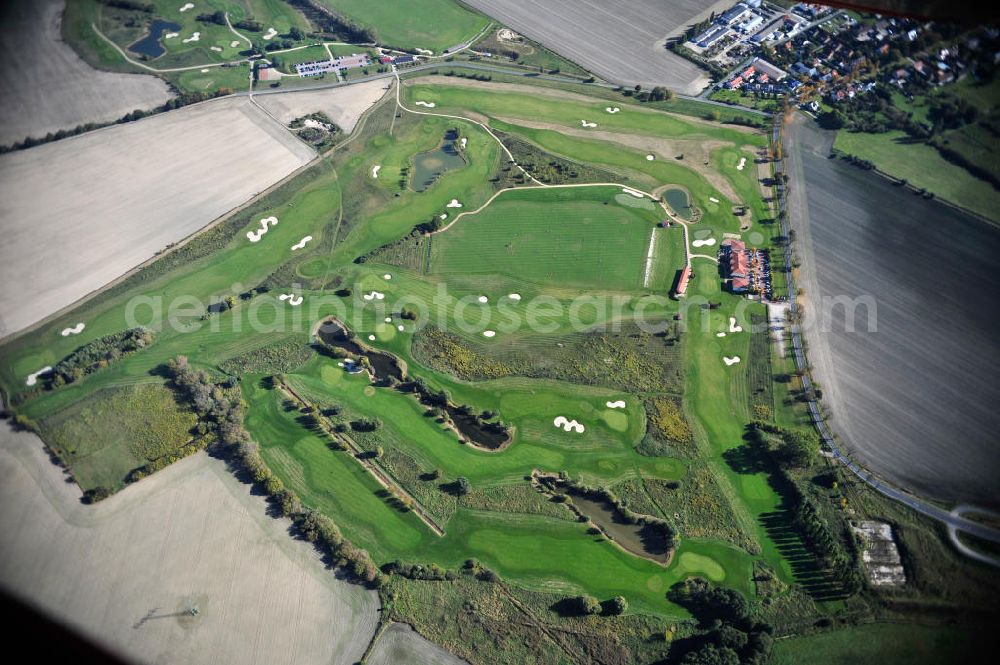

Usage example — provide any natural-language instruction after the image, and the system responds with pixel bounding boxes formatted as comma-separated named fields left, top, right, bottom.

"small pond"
left=316, top=319, right=403, bottom=381
left=129, top=19, right=181, bottom=58
left=571, top=493, right=671, bottom=563
left=411, top=129, right=466, bottom=192
left=663, top=187, right=694, bottom=220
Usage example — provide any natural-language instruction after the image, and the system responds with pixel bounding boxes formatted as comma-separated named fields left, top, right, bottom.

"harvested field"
left=0, top=0, right=174, bottom=146
left=367, top=622, right=469, bottom=665
left=0, top=97, right=315, bottom=338
left=786, top=113, right=1000, bottom=506
left=254, top=79, right=393, bottom=133
left=461, top=0, right=733, bottom=94
left=0, top=424, right=379, bottom=665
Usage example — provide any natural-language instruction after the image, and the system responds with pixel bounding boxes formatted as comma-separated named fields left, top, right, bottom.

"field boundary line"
left=276, top=379, right=446, bottom=537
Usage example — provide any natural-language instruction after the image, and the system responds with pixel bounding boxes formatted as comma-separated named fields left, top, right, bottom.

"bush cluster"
left=47, top=328, right=154, bottom=388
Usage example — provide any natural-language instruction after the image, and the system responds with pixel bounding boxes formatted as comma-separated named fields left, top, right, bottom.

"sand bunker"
left=580, top=120, right=597, bottom=128
left=482, top=330, right=496, bottom=338
left=621, top=187, right=644, bottom=198
left=230, top=40, right=240, bottom=48
left=291, top=235, right=312, bottom=250
left=25, top=366, right=52, bottom=386
left=278, top=293, right=303, bottom=306
left=605, top=107, right=620, bottom=113
left=179, top=3, right=194, bottom=11
left=446, top=199, right=462, bottom=208
left=415, top=101, right=436, bottom=108
left=246, top=216, right=278, bottom=242
left=200, top=68, right=210, bottom=72
left=263, top=28, right=277, bottom=40
left=383, top=273, right=392, bottom=280
left=460, top=137, right=467, bottom=149
left=165, top=32, right=178, bottom=39
left=371, top=165, right=381, bottom=178
left=729, top=317, right=743, bottom=333
left=692, top=238, right=716, bottom=248
left=384, top=317, right=392, bottom=323
left=183, top=32, right=201, bottom=44
left=61, top=322, right=86, bottom=336
left=716, top=332, right=726, bottom=337
left=736, top=157, right=746, bottom=171
left=709, top=197, right=720, bottom=203
left=397, top=324, right=404, bottom=331
left=477, top=296, right=488, bottom=303
left=210, top=46, right=221, bottom=53
left=362, top=291, right=386, bottom=301
left=553, top=416, right=585, bottom=433
left=368, top=334, right=376, bottom=341
left=723, top=356, right=741, bottom=366
left=646, top=154, right=655, bottom=161
left=606, top=400, right=626, bottom=409
left=439, top=213, right=448, bottom=220
left=508, top=293, right=521, bottom=301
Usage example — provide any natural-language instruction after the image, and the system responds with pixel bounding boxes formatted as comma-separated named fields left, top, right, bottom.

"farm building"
left=393, top=55, right=415, bottom=65
left=673, top=265, right=692, bottom=298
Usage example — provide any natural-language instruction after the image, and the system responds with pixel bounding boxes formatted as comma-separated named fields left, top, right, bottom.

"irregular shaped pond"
left=129, top=19, right=181, bottom=58
left=663, top=187, right=694, bottom=220
left=411, top=129, right=466, bottom=192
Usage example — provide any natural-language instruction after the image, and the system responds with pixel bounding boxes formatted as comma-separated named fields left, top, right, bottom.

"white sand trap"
left=278, top=293, right=303, bottom=306
left=291, top=235, right=312, bottom=250
left=692, top=238, right=717, bottom=248
left=580, top=120, right=597, bottom=128
left=368, top=334, right=376, bottom=341
left=415, top=48, right=433, bottom=55
left=709, top=197, right=720, bottom=203
left=200, top=68, right=210, bottom=72
left=362, top=291, right=385, bottom=301
left=553, top=416, right=585, bottom=433
left=210, top=47, right=221, bottom=53
left=179, top=3, right=194, bottom=11
left=723, top=356, right=741, bottom=366
left=397, top=324, right=404, bottom=331
left=246, top=216, right=278, bottom=242
left=736, top=157, right=747, bottom=171
left=414, top=101, right=436, bottom=108
left=605, top=107, right=620, bottom=113
left=606, top=400, right=626, bottom=409
left=165, top=32, right=179, bottom=39
left=446, top=199, right=462, bottom=208
left=716, top=332, right=726, bottom=337
left=182, top=32, right=201, bottom=44
left=263, top=28, right=277, bottom=40
left=230, top=40, right=240, bottom=47
left=621, top=187, right=644, bottom=198
left=460, top=137, right=467, bottom=149
left=384, top=317, right=392, bottom=323
left=25, top=366, right=52, bottom=386
left=383, top=273, right=392, bottom=280
left=60, top=322, right=85, bottom=336
left=477, top=295, right=488, bottom=303
left=482, top=330, right=496, bottom=338
left=646, top=154, right=655, bottom=161
left=729, top=317, right=743, bottom=333
left=439, top=213, right=447, bottom=220
left=371, top=165, right=381, bottom=178
left=508, top=293, right=521, bottom=301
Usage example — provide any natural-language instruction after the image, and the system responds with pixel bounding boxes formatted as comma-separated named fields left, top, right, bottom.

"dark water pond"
left=316, top=319, right=403, bottom=381
left=412, top=129, right=466, bottom=192
left=663, top=187, right=693, bottom=220
left=448, top=409, right=510, bottom=450
left=790, top=116, right=1000, bottom=505
left=571, top=493, right=670, bottom=562
left=129, top=19, right=181, bottom=58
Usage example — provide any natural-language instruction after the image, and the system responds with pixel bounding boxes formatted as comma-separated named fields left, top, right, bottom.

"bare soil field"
left=786, top=113, right=1000, bottom=507
left=367, top=623, right=470, bottom=665
left=254, top=79, right=393, bottom=132
left=461, top=0, right=733, bottom=94
left=0, top=0, right=174, bottom=146
left=0, top=97, right=316, bottom=338
left=0, top=424, right=379, bottom=665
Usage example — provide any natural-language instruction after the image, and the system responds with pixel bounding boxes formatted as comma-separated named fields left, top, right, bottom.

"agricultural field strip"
left=278, top=378, right=446, bottom=536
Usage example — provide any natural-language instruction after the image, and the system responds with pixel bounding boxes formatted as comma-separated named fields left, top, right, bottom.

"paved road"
left=778, top=111, right=1000, bottom=562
